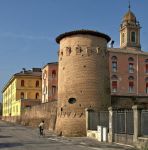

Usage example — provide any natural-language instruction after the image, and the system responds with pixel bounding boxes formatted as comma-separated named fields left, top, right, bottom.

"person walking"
left=38, top=120, right=45, bottom=136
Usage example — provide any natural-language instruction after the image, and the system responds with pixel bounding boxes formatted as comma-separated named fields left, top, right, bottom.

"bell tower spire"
left=128, top=0, right=131, bottom=10
left=120, top=4, right=141, bottom=50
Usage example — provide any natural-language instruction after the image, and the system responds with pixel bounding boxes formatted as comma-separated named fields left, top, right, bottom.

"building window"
left=131, top=31, right=136, bottom=43
left=16, top=106, right=18, bottom=113
left=35, top=93, right=39, bottom=99
left=52, top=70, right=56, bottom=78
left=145, top=77, right=148, bottom=82
left=111, top=75, right=118, bottom=80
left=128, top=57, right=134, bottom=73
left=145, top=59, right=148, bottom=63
left=112, top=62, right=117, bottom=72
left=21, top=80, right=25, bottom=87
left=36, top=80, right=39, bottom=87
left=111, top=56, right=117, bottom=72
left=145, top=59, right=148, bottom=73
left=112, top=56, right=117, bottom=61
left=128, top=57, right=134, bottom=61
left=129, top=82, right=134, bottom=93
left=43, top=86, right=47, bottom=94
left=43, top=71, right=47, bottom=79
left=128, top=76, right=134, bottom=93
left=52, top=86, right=56, bottom=95
left=20, top=92, right=24, bottom=99
left=146, top=83, right=148, bottom=94
left=111, top=75, right=118, bottom=93
left=112, top=81, right=117, bottom=93
left=145, top=64, right=148, bottom=73
left=145, top=77, right=148, bottom=94
left=13, top=106, right=15, bottom=113
left=128, top=76, right=134, bottom=80
left=129, top=63, right=134, bottom=73
left=122, top=33, right=125, bottom=44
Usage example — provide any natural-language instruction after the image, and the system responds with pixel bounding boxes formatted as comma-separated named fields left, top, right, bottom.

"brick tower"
left=55, top=30, right=111, bottom=136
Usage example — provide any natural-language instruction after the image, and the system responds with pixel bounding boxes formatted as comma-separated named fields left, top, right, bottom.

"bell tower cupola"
left=120, top=3, right=141, bottom=50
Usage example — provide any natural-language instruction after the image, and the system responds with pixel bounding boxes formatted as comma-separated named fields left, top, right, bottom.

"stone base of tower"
left=55, top=115, right=86, bottom=137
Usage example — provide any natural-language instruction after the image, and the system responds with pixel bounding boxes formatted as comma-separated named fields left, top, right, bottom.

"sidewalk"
left=44, top=129, right=138, bottom=150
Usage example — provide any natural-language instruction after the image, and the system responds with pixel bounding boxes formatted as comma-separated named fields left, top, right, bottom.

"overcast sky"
left=0, top=0, right=148, bottom=101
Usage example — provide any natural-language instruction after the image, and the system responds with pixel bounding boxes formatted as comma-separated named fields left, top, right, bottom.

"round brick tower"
left=55, top=30, right=111, bottom=136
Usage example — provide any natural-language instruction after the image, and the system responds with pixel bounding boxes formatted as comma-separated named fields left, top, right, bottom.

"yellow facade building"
left=2, top=68, right=42, bottom=120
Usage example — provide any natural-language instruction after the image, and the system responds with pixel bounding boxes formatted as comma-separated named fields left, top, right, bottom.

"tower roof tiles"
left=56, top=29, right=111, bottom=43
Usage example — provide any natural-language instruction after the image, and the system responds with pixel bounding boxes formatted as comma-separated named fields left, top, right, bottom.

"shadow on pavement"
left=11, top=128, right=26, bottom=131
left=0, top=135, right=12, bottom=138
left=0, top=143, right=23, bottom=148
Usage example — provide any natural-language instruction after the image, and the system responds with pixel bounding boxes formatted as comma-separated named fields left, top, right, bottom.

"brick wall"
left=20, top=100, right=57, bottom=130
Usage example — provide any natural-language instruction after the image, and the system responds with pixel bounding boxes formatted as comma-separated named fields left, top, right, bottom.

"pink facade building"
left=42, top=62, right=58, bottom=103
left=109, top=49, right=148, bottom=97
left=109, top=6, right=148, bottom=107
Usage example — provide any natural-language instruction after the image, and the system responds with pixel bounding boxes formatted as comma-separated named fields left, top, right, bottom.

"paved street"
left=0, top=120, right=137, bottom=150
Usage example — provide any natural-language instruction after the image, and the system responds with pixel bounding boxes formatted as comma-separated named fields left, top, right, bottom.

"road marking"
left=48, top=137, right=58, bottom=141
left=79, top=142, right=87, bottom=145
left=48, top=137, right=71, bottom=145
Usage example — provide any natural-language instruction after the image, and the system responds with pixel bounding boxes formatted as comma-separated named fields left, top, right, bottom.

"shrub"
left=142, top=142, right=148, bottom=150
